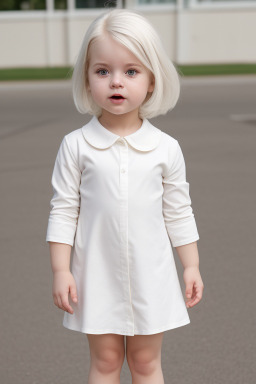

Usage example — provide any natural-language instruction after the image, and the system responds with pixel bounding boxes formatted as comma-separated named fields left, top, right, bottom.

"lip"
left=109, top=94, right=126, bottom=104
left=109, top=94, right=125, bottom=98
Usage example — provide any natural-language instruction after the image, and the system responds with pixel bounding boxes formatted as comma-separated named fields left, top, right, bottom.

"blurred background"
left=0, top=1, right=256, bottom=384
left=0, top=0, right=256, bottom=78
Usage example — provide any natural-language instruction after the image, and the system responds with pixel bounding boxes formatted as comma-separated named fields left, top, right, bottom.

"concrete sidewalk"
left=0, top=76, right=255, bottom=383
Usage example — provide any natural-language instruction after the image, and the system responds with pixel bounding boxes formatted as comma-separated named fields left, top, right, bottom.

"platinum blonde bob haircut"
left=72, top=8, right=180, bottom=119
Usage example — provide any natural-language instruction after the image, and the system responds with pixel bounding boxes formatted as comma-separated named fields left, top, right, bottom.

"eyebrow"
left=93, top=62, right=143, bottom=68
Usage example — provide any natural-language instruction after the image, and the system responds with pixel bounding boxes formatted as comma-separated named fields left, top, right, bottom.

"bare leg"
left=126, top=332, right=165, bottom=384
left=86, top=333, right=125, bottom=384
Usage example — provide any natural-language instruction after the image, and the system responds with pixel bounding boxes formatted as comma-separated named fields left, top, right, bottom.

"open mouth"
left=110, top=95, right=125, bottom=99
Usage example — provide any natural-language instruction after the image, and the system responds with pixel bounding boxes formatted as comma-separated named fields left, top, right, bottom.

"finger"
left=185, top=282, right=194, bottom=299
left=190, top=285, right=197, bottom=298
left=187, top=290, right=203, bottom=307
left=56, top=294, right=64, bottom=311
left=186, top=285, right=196, bottom=305
left=70, top=285, right=78, bottom=303
left=60, top=294, right=74, bottom=314
left=186, top=286, right=200, bottom=305
left=194, top=285, right=203, bottom=299
left=188, top=284, right=203, bottom=300
left=186, top=296, right=198, bottom=307
left=53, top=295, right=58, bottom=308
left=187, top=297, right=199, bottom=308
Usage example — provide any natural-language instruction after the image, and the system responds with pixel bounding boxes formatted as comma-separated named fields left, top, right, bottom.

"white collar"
left=81, top=116, right=162, bottom=152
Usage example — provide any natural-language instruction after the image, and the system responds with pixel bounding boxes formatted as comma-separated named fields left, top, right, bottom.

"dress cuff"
left=46, top=218, right=77, bottom=246
left=165, top=216, right=199, bottom=248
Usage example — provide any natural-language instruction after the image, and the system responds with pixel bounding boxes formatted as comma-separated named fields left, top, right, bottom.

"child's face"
left=86, top=34, right=155, bottom=119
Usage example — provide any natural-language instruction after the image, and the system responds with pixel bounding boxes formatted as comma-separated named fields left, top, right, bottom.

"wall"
left=0, top=5, right=255, bottom=68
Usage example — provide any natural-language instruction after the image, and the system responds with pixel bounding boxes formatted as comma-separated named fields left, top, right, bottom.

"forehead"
left=88, top=34, right=142, bottom=66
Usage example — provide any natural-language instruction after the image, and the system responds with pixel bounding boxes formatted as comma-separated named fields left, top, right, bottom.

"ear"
left=86, top=78, right=91, bottom=92
left=148, top=76, right=155, bottom=93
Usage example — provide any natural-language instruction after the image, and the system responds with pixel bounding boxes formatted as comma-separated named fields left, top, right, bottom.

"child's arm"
left=49, top=241, right=78, bottom=314
left=162, top=141, right=200, bottom=248
left=46, top=136, right=81, bottom=314
left=46, top=136, right=81, bottom=247
left=162, top=140, right=204, bottom=307
left=175, top=241, right=204, bottom=308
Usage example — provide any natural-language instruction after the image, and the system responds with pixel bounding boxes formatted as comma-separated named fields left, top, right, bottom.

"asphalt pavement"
left=0, top=75, right=255, bottom=384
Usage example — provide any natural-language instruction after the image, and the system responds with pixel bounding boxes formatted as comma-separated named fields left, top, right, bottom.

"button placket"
left=118, top=139, right=135, bottom=334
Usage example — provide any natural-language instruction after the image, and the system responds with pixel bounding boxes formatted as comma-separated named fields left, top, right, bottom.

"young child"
left=46, top=8, right=204, bottom=384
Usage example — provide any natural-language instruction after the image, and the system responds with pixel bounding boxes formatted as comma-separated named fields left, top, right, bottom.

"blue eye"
left=127, top=69, right=137, bottom=76
left=97, top=69, right=108, bottom=76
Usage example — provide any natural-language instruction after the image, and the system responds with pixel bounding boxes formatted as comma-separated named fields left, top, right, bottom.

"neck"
left=98, top=110, right=143, bottom=135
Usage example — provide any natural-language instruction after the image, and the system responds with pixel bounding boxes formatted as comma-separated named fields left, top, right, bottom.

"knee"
left=92, top=348, right=124, bottom=374
left=127, top=350, right=159, bottom=376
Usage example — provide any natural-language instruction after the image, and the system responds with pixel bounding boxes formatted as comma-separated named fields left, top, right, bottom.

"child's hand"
left=183, top=266, right=204, bottom=308
left=52, top=270, right=78, bottom=314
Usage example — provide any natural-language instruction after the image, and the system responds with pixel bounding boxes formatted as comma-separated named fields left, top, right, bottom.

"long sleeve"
left=46, top=136, right=81, bottom=246
left=162, top=140, right=199, bottom=248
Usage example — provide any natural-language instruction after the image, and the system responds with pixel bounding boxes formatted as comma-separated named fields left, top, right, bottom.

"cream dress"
left=46, top=116, right=199, bottom=336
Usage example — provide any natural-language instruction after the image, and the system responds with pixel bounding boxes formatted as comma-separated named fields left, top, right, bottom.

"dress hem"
left=62, top=317, right=191, bottom=336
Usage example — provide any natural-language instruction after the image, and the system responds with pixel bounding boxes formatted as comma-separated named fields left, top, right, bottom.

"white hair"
left=72, top=8, right=180, bottom=119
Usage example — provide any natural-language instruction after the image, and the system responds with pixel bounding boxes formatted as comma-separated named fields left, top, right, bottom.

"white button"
left=121, top=168, right=126, bottom=173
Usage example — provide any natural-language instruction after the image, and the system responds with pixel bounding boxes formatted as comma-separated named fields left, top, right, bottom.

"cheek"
left=131, top=80, right=150, bottom=100
left=89, top=79, right=105, bottom=98
left=88, top=73, right=101, bottom=89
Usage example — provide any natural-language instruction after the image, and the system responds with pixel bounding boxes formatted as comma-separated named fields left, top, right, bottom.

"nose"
left=110, top=72, right=124, bottom=88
